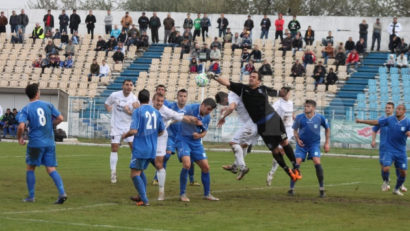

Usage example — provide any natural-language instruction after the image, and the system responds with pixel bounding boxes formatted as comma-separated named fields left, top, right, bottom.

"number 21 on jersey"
left=37, top=108, right=46, bottom=126
left=145, top=111, right=157, bottom=130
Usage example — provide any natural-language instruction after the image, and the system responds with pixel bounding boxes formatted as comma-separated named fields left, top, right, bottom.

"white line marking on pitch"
left=1, top=203, right=117, bottom=215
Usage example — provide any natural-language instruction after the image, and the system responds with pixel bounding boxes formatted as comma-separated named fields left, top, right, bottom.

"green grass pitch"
left=0, top=142, right=410, bottom=231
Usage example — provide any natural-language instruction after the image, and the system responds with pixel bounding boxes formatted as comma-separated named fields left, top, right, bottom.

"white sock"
left=270, top=159, right=279, bottom=174
left=242, top=146, right=248, bottom=158
left=110, top=152, right=118, bottom=173
left=157, top=168, right=166, bottom=192
left=232, top=144, right=245, bottom=169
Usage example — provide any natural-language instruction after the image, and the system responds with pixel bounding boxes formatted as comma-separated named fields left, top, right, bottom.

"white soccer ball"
left=195, top=73, right=210, bottom=87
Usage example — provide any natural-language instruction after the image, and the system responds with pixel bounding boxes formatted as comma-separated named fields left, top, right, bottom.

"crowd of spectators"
left=0, top=108, right=19, bottom=138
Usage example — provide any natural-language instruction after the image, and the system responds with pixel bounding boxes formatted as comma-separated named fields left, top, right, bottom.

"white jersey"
left=228, top=92, right=252, bottom=124
left=105, top=91, right=139, bottom=136
left=156, top=105, right=184, bottom=156
left=273, top=98, right=294, bottom=139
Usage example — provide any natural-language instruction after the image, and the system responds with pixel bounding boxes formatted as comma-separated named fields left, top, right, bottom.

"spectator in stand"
left=48, top=54, right=60, bottom=69
left=31, top=23, right=45, bottom=43
left=183, top=13, right=193, bottom=31
left=397, top=38, right=408, bottom=55
left=275, top=13, right=284, bottom=41
left=168, top=27, right=177, bottom=43
left=199, top=43, right=211, bottom=61
left=1, top=108, right=15, bottom=138
left=279, top=32, right=292, bottom=56
left=104, top=10, right=113, bottom=35
left=163, top=13, right=175, bottom=44
left=95, top=36, right=107, bottom=51
left=85, top=10, right=96, bottom=39
left=388, top=17, right=401, bottom=51
left=71, top=31, right=80, bottom=44
left=9, top=10, right=18, bottom=33
left=241, top=32, right=252, bottom=49
left=244, top=15, right=254, bottom=37
left=69, top=9, right=81, bottom=34
left=371, top=18, right=382, bottom=52
left=149, top=12, right=161, bottom=44
left=106, top=36, right=118, bottom=55
left=258, top=59, right=273, bottom=75
left=121, top=12, right=133, bottom=32
left=180, top=38, right=191, bottom=59
left=346, top=49, right=360, bottom=73
left=217, top=14, right=229, bottom=37
left=44, top=39, right=60, bottom=56
left=126, top=34, right=138, bottom=51
left=210, top=46, right=221, bottom=61
left=291, top=59, right=305, bottom=77
left=322, top=42, right=334, bottom=65
left=53, top=28, right=61, bottom=39
left=43, top=10, right=54, bottom=34
left=240, top=48, right=250, bottom=66
left=288, top=15, right=300, bottom=39
left=396, top=53, right=408, bottom=68
left=189, top=58, right=200, bottom=73
left=99, top=59, right=111, bottom=77
left=292, top=34, right=303, bottom=55
left=44, top=28, right=53, bottom=39
left=201, top=14, right=211, bottom=42
left=334, top=47, right=346, bottom=71
left=345, top=37, right=355, bottom=54
left=60, top=31, right=69, bottom=44
left=322, top=31, right=334, bottom=46
left=32, top=55, right=42, bottom=68
left=128, top=24, right=139, bottom=38
left=335, top=42, right=345, bottom=53
left=118, top=30, right=127, bottom=43
left=260, top=14, right=271, bottom=39
left=211, top=37, right=222, bottom=50
left=182, top=29, right=192, bottom=41
left=40, top=55, right=49, bottom=72
left=250, top=45, right=262, bottom=62
left=0, top=11, right=8, bottom=33
left=60, top=55, right=74, bottom=68
left=389, top=35, right=401, bottom=53
left=302, top=48, right=316, bottom=68
left=385, top=54, right=395, bottom=71
left=223, top=28, right=233, bottom=47
left=356, top=38, right=366, bottom=54
left=117, top=42, right=126, bottom=54
left=359, top=19, right=368, bottom=48
left=241, top=59, right=255, bottom=76
left=88, top=59, right=100, bottom=81
left=11, top=28, right=24, bottom=44
left=138, top=12, right=149, bottom=33
left=190, top=43, right=201, bottom=60
left=140, top=31, right=149, bottom=48
left=303, top=26, right=315, bottom=46
left=231, top=33, right=241, bottom=51
left=193, top=14, right=202, bottom=41
left=18, top=9, right=29, bottom=34
left=111, top=25, right=121, bottom=39
left=312, top=61, right=326, bottom=90
left=208, top=60, right=221, bottom=74
left=325, top=68, right=338, bottom=91
left=64, top=40, right=75, bottom=57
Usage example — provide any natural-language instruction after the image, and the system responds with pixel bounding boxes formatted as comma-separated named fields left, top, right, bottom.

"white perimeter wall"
left=0, top=9, right=409, bottom=50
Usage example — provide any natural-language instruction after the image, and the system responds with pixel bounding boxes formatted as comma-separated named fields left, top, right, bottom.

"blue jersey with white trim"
left=178, top=104, right=210, bottom=143
left=372, top=115, right=388, bottom=152
left=378, top=116, right=410, bottom=154
left=167, top=102, right=186, bottom=138
left=292, top=113, right=329, bottom=146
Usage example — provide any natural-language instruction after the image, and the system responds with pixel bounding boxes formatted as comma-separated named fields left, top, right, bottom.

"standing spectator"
left=244, top=15, right=254, bottom=37
left=305, top=26, right=315, bottom=46
left=193, top=14, right=201, bottom=41
left=325, top=68, right=338, bottom=91
left=18, top=9, right=29, bottom=34
left=200, top=13, right=211, bottom=42
left=85, top=10, right=96, bottom=39
left=30, top=23, right=45, bottom=43
left=288, top=15, right=301, bottom=38
left=69, top=9, right=81, bottom=34
left=274, top=13, right=284, bottom=41
left=58, top=10, right=69, bottom=33
left=209, top=46, right=221, bottom=61
left=345, top=37, right=355, bottom=54
left=217, top=14, right=228, bottom=37
left=149, top=12, right=161, bottom=44
left=88, top=59, right=99, bottom=81
left=312, top=61, right=326, bottom=90
left=291, top=59, right=305, bottom=77
left=11, top=28, right=24, bottom=44
left=138, top=12, right=149, bottom=33
left=104, top=10, right=113, bottom=35
left=250, top=45, right=262, bottom=62
left=99, top=60, right=111, bottom=77
left=388, top=17, right=401, bottom=51
left=43, top=10, right=54, bottom=34
left=113, top=47, right=124, bottom=63
left=396, top=53, right=408, bottom=68
left=260, top=14, right=271, bottom=39
left=258, top=59, right=273, bottom=75
left=346, top=49, right=360, bottom=73
left=9, top=10, right=19, bottom=33
left=121, top=11, right=133, bottom=32
left=334, top=47, right=346, bottom=71
left=322, top=31, right=334, bottom=46
left=356, top=38, right=366, bottom=54
left=371, top=18, right=382, bottom=52
left=292, top=34, right=303, bottom=55
left=302, top=49, right=316, bottom=68
left=183, top=13, right=193, bottom=31
left=163, top=13, right=174, bottom=43
left=0, top=11, right=8, bottom=33
left=322, top=42, right=334, bottom=65
left=359, top=19, right=368, bottom=48
left=110, top=25, right=121, bottom=39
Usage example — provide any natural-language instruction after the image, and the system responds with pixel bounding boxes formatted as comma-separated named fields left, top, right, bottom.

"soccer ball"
left=195, top=73, right=210, bottom=87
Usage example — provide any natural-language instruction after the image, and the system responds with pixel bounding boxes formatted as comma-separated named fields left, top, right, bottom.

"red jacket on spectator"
left=302, top=51, right=316, bottom=64
left=275, top=17, right=284, bottom=31
left=346, top=52, right=359, bottom=64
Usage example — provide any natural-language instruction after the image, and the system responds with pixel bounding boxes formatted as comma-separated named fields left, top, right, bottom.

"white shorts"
left=111, top=135, right=134, bottom=144
left=156, top=134, right=168, bottom=157
left=231, top=121, right=258, bottom=146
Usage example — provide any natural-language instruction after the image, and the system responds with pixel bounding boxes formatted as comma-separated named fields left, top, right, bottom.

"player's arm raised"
left=355, top=119, right=379, bottom=126
left=213, top=76, right=231, bottom=87
left=218, top=102, right=237, bottom=127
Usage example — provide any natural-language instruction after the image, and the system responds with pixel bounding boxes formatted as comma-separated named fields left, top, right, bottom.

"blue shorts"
left=379, top=150, right=387, bottom=165
left=166, top=136, right=177, bottom=154
left=381, top=152, right=408, bottom=170
left=129, top=158, right=153, bottom=170
left=295, top=144, right=321, bottom=162
left=26, top=146, right=57, bottom=167
left=176, top=139, right=207, bottom=162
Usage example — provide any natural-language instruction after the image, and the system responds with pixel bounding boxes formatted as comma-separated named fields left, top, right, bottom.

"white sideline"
left=1, top=203, right=118, bottom=215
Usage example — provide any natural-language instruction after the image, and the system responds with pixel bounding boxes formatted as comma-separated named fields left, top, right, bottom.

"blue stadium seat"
left=369, top=93, right=378, bottom=102
left=379, top=67, right=387, bottom=75
left=369, top=111, right=379, bottom=120
left=392, top=94, right=401, bottom=105
left=401, top=68, right=409, bottom=75
left=390, top=67, right=399, bottom=74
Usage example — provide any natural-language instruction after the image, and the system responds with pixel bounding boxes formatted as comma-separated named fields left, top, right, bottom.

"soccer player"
left=105, top=79, right=139, bottom=183
left=357, top=104, right=410, bottom=196
left=291, top=100, right=330, bottom=197
left=17, top=83, right=67, bottom=204
left=155, top=84, right=172, bottom=107
left=122, top=89, right=165, bottom=206
left=215, top=91, right=259, bottom=180
left=151, top=93, right=201, bottom=200
left=213, top=71, right=301, bottom=182
left=177, top=98, right=219, bottom=202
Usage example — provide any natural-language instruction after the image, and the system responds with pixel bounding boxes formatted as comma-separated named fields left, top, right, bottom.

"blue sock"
left=382, top=170, right=390, bottom=182
left=26, top=170, right=35, bottom=198
left=290, top=179, right=296, bottom=189
left=201, top=172, right=210, bottom=196
left=163, top=154, right=171, bottom=169
left=49, top=171, right=65, bottom=196
left=140, top=172, right=147, bottom=187
left=189, top=164, right=195, bottom=183
left=395, top=175, right=406, bottom=190
left=132, top=175, right=148, bottom=203
left=180, top=168, right=189, bottom=195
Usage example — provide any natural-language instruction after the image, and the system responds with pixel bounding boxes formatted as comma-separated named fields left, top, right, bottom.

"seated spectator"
left=334, top=47, right=346, bottom=71
left=99, top=59, right=111, bottom=77
left=279, top=32, right=292, bottom=56
left=356, top=38, right=366, bottom=54
left=64, top=40, right=75, bottom=57
left=397, top=38, right=408, bottom=55
left=210, top=37, right=222, bottom=50
left=344, top=37, right=355, bottom=54
left=231, top=33, right=241, bottom=51
left=396, top=53, right=408, bottom=68
left=209, top=46, right=221, bottom=61
left=240, top=48, right=250, bottom=66
left=71, top=31, right=80, bottom=45
left=171, top=31, right=183, bottom=46
left=291, top=59, right=305, bottom=77
left=322, top=31, right=334, bottom=46
left=45, top=40, right=62, bottom=56
left=116, top=42, right=126, bottom=54
left=250, top=45, right=262, bottom=62
left=346, top=49, right=360, bottom=73
left=223, top=28, right=233, bottom=47
left=190, top=43, right=201, bottom=60
left=48, top=54, right=60, bottom=68
left=118, top=30, right=127, bottom=43
left=189, top=58, right=200, bottom=73
left=32, top=55, right=42, bottom=68
left=168, top=27, right=178, bottom=44
left=127, top=24, right=140, bottom=38
left=60, top=31, right=69, bottom=45
left=40, top=56, right=49, bottom=72
left=45, top=29, right=53, bottom=39
left=325, top=68, right=338, bottom=91
left=199, top=43, right=211, bottom=61
left=389, top=35, right=401, bottom=53
left=105, top=36, right=118, bottom=55
left=292, top=34, right=303, bottom=55
left=336, top=42, right=345, bottom=53
left=208, top=60, right=221, bottom=74
left=385, top=54, right=395, bottom=71
left=113, top=47, right=125, bottom=63
left=31, top=23, right=45, bottom=43
left=140, top=31, right=149, bottom=48
left=302, top=49, right=316, bottom=68
left=180, top=38, right=191, bottom=59
left=241, top=59, right=255, bottom=76
left=95, top=36, right=107, bottom=51
left=53, top=28, right=61, bottom=39
left=312, top=61, right=326, bottom=90
left=125, top=34, right=138, bottom=51
left=60, top=55, right=74, bottom=68
left=88, top=59, right=100, bottom=81
left=182, top=29, right=192, bottom=41
left=322, top=42, right=334, bottom=64
left=258, top=59, right=273, bottom=75
left=1, top=108, right=16, bottom=138
left=110, top=25, right=121, bottom=39
left=240, top=32, right=252, bottom=49
left=11, top=28, right=24, bottom=44
left=304, top=26, right=314, bottom=45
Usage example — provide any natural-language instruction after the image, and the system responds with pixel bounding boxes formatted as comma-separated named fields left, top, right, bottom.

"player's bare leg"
left=155, top=156, right=166, bottom=200
left=196, top=159, right=219, bottom=201
left=179, top=156, right=192, bottom=202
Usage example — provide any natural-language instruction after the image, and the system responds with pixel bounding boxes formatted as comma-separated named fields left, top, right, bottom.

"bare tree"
left=28, top=0, right=59, bottom=9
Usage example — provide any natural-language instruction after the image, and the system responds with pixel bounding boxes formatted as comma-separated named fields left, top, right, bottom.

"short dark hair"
left=386, top=102, right=395, bottom=107
left=215, top=91, right=228, bottom=104
left=305, top=99, right=317, bottom=107
left=202, top=98, right=217, bottom=109
left=25, top=83, right=39, bottom=100
left=123, top=79, right=133, bottom=85
left=250, top=70, right=263, bottom=81
left=156, top=84, right=166, bottom=91
left=153, top=93, right=164, bottom=100
left=177, top=89, right=187, bottom=95
left=281, top=86, right=291, bottom=94
left=138, top=89, right=150, bottom=103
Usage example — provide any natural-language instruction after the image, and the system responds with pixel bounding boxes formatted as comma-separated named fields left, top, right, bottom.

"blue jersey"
left=17, top=100, right=61, bottom=148
left=292, top=113, right=329, bottom=146
left=167, top=102, right=186, bottom=138
left=378, top=116, right=410, bottom=154
left=163, top=99, right=172, bottom=108
left=130, top=104, right=165, bottom=159
left=178, top=104, right=210, bottom=143
left=372, top=115, right=389, bottom=152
